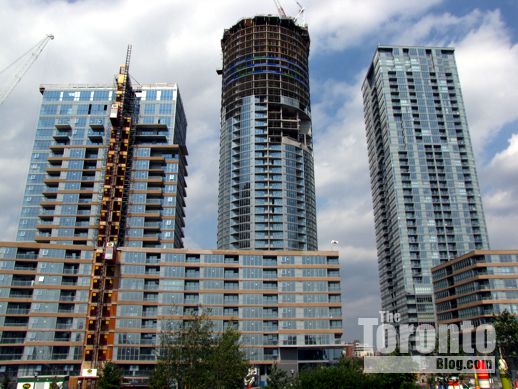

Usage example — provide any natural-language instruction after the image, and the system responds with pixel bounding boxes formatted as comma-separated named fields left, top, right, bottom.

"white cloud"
left=455, top=10, right=518, bottom=153
left=0, top=0, right=517, bottom=341
left=307, top=0, right=443, bottom=51
left=481, top=134, right=518, bottom=248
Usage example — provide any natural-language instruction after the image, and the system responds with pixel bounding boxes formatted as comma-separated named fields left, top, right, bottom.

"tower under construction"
left=0, top=42, right=342, bottom=386
left=217, top=15, right=318, bottom=251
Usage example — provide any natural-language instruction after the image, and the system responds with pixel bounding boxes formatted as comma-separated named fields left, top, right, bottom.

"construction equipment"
left=272, top=0, right=306, bottom=26
left=273, top=0, right=287, bottom=17
left=294, top=1, right=306, bottom=24
left=82, top=45, right=136, bottom=379
left=0, top=34, right=54, bottom=105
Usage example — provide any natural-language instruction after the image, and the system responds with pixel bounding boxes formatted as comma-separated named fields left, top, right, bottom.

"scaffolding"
left=81, top=45, right=136, bottom=380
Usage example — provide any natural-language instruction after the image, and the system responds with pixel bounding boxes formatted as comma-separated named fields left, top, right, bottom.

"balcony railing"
left=6, top=308, right=30, bottom=314
left=0, top=354, right=23, bottom=360
left=15, top=253, right=38, bottom=259
left=55, top=323, right=73, bottom=329
left=11, top=280, right=33, bottom=287
left=9, top=293, right=33, bottom=299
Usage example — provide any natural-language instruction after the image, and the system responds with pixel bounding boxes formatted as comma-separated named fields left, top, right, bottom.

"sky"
left=0, top=0, right=517, bottom=341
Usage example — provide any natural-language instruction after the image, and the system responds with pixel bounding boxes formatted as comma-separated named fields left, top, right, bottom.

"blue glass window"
left=160, top=90, right=174, bottom=100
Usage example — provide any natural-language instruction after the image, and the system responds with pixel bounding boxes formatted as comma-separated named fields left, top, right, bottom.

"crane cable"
left=0, top=34, right=54, bottom=105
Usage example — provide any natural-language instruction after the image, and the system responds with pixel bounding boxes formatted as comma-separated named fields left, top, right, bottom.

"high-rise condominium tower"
left=217, top=15, right=318, bottom=251
left=17, top=81, right=187, bottom=248
left=362, top=46, right=489, bottom=325
left=0, top=47, right=342, bottom=382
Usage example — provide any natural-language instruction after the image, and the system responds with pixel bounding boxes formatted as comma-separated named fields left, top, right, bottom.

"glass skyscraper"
left=0, top=38, right=342, bottom=383
left=217, top=15, right=318, bottom=251
left=16, top=83, right=187, bottom=248
left=362, top=46, right=489, bottom=325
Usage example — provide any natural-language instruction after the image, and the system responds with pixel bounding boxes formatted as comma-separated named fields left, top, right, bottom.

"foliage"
left=148, top=361, right=171, bottom=389
left=208, top=327, right=249, bottom=389
left=1, top=375, right=11, bottom=389
left=494, top=310, right=518, bottom=358
left=49, top=380, right=60, bottom=389
left=266, top=363, right=291, bottom=389
left=291, top=357, right=418, bottom=389
left=97, top=361, right=123, bottom=389
left=152, top=313, right=249, bottom=389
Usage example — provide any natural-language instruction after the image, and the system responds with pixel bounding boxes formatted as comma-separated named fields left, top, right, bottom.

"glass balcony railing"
left=0, top=338, right=25, bottom=344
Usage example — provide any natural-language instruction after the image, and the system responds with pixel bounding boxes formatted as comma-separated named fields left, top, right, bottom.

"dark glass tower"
left=217, top=16, right=318, bottom=251
left=362, top=46, right=489, bottom=326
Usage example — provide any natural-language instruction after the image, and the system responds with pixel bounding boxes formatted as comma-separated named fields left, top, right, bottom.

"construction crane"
left=294, top=1, right=306, bottom=25
left=273, top=0, right=287, bottom=17
left=0, top=34, right=54, bottom=105
left=272, top=0, right=306, bottom=26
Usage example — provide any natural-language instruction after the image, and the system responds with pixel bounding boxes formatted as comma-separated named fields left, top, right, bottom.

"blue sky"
left=0, top=0, right=517, bottom=341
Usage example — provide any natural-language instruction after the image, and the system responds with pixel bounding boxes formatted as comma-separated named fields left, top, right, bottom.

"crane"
left=272, top=0, right=306, bottom=26
left=294, top=1, right=306, bottom=25
left=273, top=0, right=287, bottom=17
left=0, top=34, right=54, bottom=105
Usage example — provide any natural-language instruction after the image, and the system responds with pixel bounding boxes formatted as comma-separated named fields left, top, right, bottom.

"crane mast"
left=0, top=34, right=54, bottom=105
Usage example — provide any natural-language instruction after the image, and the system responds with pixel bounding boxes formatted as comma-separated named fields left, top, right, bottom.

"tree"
left=208, top=327, right=249, bottom=389
left=97, top=361, right=123, bottom=389
left=266, top=363, right=291, bottom=389
left=291, top=357, right=418, bottom=389
left=1, top=374, right=11, bottom=389
left=148, top=361, right=171, bottom=389
left=494, top=310, right=518, bottom=373
left=154, top=313, right=249, bottom=389
left=494, top=310, right=518, bottom=357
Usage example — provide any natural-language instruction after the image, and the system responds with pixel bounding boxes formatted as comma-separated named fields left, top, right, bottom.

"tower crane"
left=273, top=0, right=287, bottom=17
left=272, top=0, right=306, bottom=26
left=0, top=34, right=54, bottom=105
left=294, top=1, right=306, bottom=25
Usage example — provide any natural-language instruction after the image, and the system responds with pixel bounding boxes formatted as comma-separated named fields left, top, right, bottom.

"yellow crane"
left=0, top=34, right=54, bottom=105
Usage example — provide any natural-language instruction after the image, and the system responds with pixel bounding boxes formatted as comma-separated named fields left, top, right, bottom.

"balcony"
left=143, top=281, right=159, bottom=291
left=140, top=336, right=157, bottom=345
left=63, top=267, right=79, bottom=275
left=0, top=337, right=25, bottom=344
left=54, top=333, right=71, bottom=342
left=141, top=320, right=157, bottom=329
left=135, top=123, right=169, bottom=142
left=11, top=280, right=34, bottom=287
left=0, top=353, right=23, bottom=360
left=51, top=353, right=71, bottom=360
left=14, top=264, right=37, bottom=271
left=9, top=291, right=33, bottom=299
left=57, top=305, right=75, bottom=313
left=15, top=253, right=38, bottom=259
left=6, top=308, right=30, bottom=315
left=59, top=294, right=76, bottom=302
left=4, top=318, right=29, bottom=327
left=61, top=278, right=78, bottom=286
left=87, top=129, right=104, bottom=142
left=55, top=322, right=73, bottom=330
left=145, top=199, right=163, bottom=208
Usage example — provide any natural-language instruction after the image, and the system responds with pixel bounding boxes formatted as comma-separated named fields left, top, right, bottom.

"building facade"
left=0, top=243, right=342, bottom=381
left=0, top=39, right=342, bottom=384
left=362, top=46, right=489, bottom=326
left=17, top=83, right=187, bottom=249
left=217, top=15, right=318, bottom=251
left=432, top=250, right=518, bottom=327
